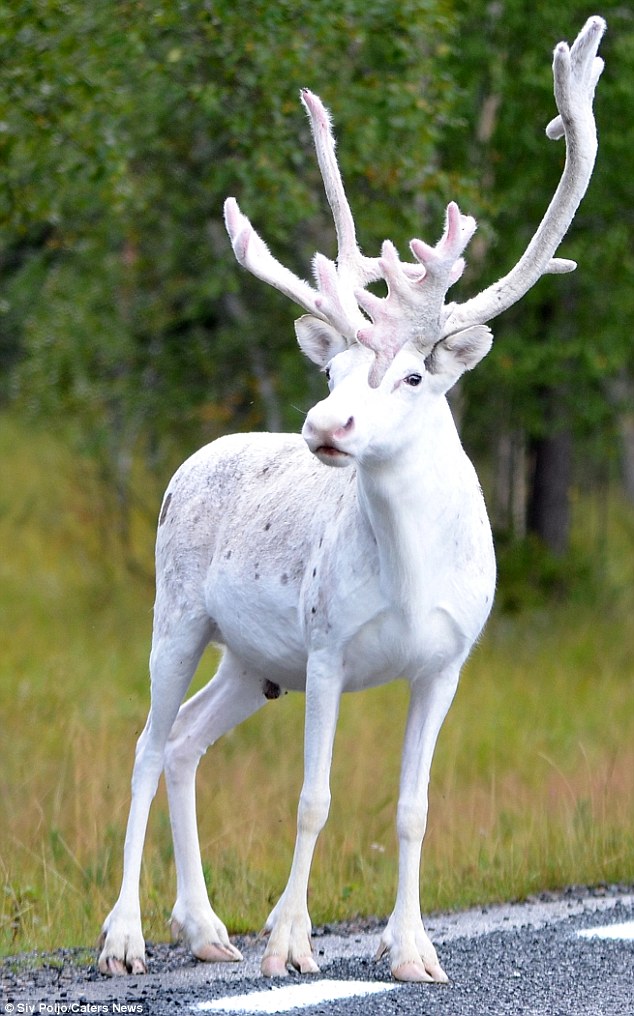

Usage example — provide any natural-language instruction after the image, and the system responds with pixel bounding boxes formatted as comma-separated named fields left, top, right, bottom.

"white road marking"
left=578, top=921, right=634, bottom=941
left=192, top=979, right=399, bottom=1013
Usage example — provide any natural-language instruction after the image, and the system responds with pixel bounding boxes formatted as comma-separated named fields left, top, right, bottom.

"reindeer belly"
left=204, top=564, right=309, bottom=689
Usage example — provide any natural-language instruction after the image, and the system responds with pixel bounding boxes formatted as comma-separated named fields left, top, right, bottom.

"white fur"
left=99, top=338, right=495, bottom=983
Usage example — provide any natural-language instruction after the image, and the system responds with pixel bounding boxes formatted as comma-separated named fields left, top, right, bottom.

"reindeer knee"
left=396, top=799, right=428, bottom=844
left=164, top=733, right=204, bottom=786
left=297, top=789, right=331, bottom=837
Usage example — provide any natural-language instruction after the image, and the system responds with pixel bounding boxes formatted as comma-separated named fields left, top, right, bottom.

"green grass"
left=1, top=412, right=633, bottom=956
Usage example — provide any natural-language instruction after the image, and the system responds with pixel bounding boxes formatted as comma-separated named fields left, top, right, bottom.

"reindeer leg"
left=164, top=652, right=268, bottom=963
left=98, top=612, right=212, bottom=975
left=261, top=658, right=342, bottom=976
left=376, top=663, right=461, bottom=983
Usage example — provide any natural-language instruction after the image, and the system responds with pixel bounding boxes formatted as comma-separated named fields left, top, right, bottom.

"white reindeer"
left=99, top=18, right=605, bottom=983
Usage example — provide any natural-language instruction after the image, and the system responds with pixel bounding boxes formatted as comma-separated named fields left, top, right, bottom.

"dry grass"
left=1, top=414, right=633, bottom=955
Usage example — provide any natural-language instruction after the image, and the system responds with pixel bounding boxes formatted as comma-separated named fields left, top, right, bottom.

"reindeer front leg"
left=377, top=663, right=461, bottom=983
left=261, top=658, right=342, bottom=976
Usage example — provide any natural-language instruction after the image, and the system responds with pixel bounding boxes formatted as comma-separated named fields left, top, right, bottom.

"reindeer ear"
left=294, top=314, right=349, bottom=366
left=427, top=325, right=493, bottom=387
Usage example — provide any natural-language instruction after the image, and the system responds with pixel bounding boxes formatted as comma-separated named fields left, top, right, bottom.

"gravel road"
left=2, top=885, right=633, bottom=1015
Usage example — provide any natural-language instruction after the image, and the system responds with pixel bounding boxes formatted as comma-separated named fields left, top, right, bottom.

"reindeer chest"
left=300, top=500, right=495, bottom=691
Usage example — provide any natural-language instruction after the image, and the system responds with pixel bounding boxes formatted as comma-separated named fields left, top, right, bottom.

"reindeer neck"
left=355, top=399, right=471, bottom=613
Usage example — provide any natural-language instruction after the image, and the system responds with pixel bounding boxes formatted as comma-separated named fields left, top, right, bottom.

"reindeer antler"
left=224, top=91, right=474, bottom=387
left=442, top=15, right=606, bottom=339
left=355, top=203, right=476, bottom=386
left=224, top=89, right=382, bottom=346
left=224, top=17, right=605, bottom=386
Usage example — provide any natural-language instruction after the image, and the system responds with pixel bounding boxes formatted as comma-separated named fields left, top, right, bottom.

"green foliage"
left=444, top=0, right=634, bottom=441
left=0, top=0, right=459, bottom=451
left=494, top=534, right=596, bottom=613
left=1, top=1, right=632, bottom=556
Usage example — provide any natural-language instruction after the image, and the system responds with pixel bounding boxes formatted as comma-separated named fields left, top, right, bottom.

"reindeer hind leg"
left=98, top=610, right=212, bottom=976
left=164, top=651, right=270, bottom=963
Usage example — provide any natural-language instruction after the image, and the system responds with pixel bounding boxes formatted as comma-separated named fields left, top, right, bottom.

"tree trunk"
left=527, top=405, right=573, bottom=556
left=609, top=369, right=634, bottom=503
left=249, top=345, right=283, bottom=433
left=619, top=411, right=634, bottom=504
left=493, top=427, right=527, bottom=539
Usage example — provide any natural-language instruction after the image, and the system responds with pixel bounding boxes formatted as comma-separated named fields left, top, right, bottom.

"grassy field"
left=1, top=413, right=633, bottom=957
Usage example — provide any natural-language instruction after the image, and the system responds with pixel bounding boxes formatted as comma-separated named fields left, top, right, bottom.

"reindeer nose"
left=302, top=413, right=354, bottom=451
left=333, top=416, right=354, bottom=439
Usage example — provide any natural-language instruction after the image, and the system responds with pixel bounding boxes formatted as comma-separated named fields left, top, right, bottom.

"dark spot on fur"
left=262, top=466, right=269, bottom=474
left=311, top=606, right=317, bottom=614
left=225, top=550, right=232, bottom=560
left=264, top=522, right=271, bottom=531
left=255, top=572, right=260, bottom=580
left=159, top=492, right=172, bottom=526
left=312, top=567, right=317, bottom=578
left=281, top=573, right=288, bottom=585
left=263, top=679, right=281, bottom=700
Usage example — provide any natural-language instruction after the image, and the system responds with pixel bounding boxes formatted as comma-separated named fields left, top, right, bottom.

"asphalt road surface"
left=2, top=888, right=633, bottom=1015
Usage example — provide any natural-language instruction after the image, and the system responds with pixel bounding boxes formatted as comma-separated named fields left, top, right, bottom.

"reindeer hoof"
left=391, top=960, right=434, bottom=983
left=391, top=958, right=448, bottom=983
left=193, top=941, right=243, bottom=963
left=97, top=923, right=148, bottom=977
left=261, top=953, right=289, bottom=978
left=98, top=952, right=147, bottom=977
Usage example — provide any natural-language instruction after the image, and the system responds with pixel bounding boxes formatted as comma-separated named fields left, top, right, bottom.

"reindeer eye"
left=404, top=373, right=423, bottom=387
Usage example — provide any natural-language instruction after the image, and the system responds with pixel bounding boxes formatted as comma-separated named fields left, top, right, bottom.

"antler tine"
left=300, top=89, right=381, bottom=290
left=224, top=91, right=378, bottom=346
left=409, top=201, right=477, bottom=295
left=356, top=202, right=477, bottom=387
left=442, top=15, right=606, bottom=339
left=223, top=196, right=326, bottom=321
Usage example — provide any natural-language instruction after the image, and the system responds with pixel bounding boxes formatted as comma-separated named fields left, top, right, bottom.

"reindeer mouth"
left=314, top=444, right=353, bottom=467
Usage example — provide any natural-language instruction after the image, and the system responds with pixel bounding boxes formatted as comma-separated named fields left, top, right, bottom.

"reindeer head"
left=224, top=17, right=605, bottom=467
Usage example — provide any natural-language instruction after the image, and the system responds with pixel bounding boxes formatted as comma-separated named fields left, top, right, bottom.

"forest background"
left=0, top=0, right=633, bottom=957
